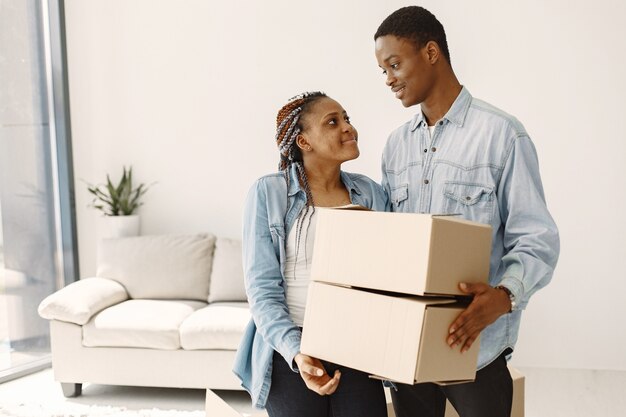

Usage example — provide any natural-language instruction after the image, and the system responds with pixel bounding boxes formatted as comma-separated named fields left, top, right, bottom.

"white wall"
left=65, top=0, right=626, bottom=371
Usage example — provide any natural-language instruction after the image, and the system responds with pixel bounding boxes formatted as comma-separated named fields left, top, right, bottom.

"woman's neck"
left=303, top=163, right=343, bottom=192
left=301, top=162, right=351, bottom=207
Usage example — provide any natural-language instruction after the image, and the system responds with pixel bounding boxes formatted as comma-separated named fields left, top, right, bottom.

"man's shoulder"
left=468, top=97, right=528, bottom=138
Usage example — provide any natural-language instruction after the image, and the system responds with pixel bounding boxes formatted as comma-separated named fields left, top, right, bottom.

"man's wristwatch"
left=495, top=285, right=516, bottom=313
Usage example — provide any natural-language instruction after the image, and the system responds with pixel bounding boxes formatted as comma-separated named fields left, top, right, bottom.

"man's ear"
left=425, top=40, right=440, bottom=64
left=296, top=134, right=311, bottom=151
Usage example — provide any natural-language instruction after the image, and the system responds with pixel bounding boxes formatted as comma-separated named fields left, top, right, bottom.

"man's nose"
left=385, top=72, right=396, bottom=87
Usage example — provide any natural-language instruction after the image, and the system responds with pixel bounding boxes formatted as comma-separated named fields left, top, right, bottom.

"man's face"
left=375, top=35, right=435, bottom=107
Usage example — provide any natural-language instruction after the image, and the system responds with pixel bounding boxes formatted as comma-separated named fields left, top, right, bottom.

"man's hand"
left=447, top=282, right=512, bottom=353
left=294, top=353, right=341, bottom=395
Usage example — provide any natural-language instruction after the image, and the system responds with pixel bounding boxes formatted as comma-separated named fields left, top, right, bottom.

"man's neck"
left=421, top=76, right=463, bottom=126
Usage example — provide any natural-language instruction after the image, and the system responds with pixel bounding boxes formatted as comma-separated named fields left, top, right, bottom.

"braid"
left=274, top=91, right=327, bottom=274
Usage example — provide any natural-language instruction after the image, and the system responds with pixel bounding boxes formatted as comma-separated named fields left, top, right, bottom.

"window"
left=0, top=0, right=77, bottom=382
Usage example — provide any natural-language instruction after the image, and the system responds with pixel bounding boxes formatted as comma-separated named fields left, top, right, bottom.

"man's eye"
left=328, top=118, right=337, bottom=125
left=381, top=69, right=387, bottom=76
left=391, top=63, right=399, bottom=69
left=345, top=116, right=351, bottom=124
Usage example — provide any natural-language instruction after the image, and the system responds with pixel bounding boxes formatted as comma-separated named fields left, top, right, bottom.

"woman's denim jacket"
left=232, top=163, right=389, bottom=409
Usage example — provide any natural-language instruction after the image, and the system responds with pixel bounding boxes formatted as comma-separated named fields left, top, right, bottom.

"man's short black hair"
left=375, top=6, right=451, bottom=65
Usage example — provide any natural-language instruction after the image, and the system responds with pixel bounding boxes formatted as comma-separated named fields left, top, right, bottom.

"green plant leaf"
left=86, top=166, right=151, bottom=216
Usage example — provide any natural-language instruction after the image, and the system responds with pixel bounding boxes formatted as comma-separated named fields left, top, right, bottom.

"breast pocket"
left=443, top=181, right=494, bottom=224
left=390, top=184, right=409, bottom=212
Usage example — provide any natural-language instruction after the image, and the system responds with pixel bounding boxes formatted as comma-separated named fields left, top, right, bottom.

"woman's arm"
left=242, top=178, right=302, bottom=370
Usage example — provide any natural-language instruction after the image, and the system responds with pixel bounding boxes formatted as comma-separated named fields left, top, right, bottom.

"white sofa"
left=38, top=233, right=249, bottom=397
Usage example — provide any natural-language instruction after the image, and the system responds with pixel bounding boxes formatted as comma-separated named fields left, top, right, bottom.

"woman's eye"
left=328, top=118, right=337, bottom=125
left=391, top=63, right=399, bottom=69
left=381, top=69, right=387, bottom=76
left=345, top=116, right=351, bottom=124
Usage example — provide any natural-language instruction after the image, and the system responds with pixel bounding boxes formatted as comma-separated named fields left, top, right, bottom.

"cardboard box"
left=301, top=281, right=479, bottom=384
left=311, top=208, right=492, bottom=297
left=384, top=366, right=524, bottom=417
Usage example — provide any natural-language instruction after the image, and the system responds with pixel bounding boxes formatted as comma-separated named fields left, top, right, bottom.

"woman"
left=233, top=92, right=389, bottom=416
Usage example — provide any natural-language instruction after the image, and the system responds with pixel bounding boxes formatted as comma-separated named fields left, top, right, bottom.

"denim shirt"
left=381, top=87, right=560, bottom=370
left=233, top=163, right=389, bottom=409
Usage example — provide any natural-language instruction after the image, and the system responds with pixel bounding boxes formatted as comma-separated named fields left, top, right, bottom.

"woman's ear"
left=296, top=134, right=312, bottom=152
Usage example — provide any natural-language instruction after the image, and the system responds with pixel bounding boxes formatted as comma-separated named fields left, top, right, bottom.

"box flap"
left=414, top=304, right=479, bottom=383
left=333, top=285, right=458, bottom=304
left=434, top=379, right=474, bottom=386
left=320, top=204, right=371, bottom=211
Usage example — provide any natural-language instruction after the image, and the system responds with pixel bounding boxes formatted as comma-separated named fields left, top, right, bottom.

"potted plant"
left=86, top=166, right=151, bottom=239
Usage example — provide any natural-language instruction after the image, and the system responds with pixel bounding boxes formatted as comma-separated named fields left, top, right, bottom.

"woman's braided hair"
left=275, top=91, right=327, bottom=270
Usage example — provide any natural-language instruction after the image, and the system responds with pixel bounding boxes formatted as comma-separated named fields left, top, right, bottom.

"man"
left=374, top=6, right=559, bottom=417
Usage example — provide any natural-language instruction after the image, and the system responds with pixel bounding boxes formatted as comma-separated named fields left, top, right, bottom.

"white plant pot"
left=99, top=214, right=141, bottom=239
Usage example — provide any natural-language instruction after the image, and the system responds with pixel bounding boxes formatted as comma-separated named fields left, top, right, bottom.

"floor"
left=0, top=366, right=625, bottom=416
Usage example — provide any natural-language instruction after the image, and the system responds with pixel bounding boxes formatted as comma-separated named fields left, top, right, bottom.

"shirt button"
left=424, top=179, right=429, bottom=185
left=465, top=196, right=471, bottom=201
left=424, top=149, right=428, bottom=153
left=438, top=121, right=443, bottom=126
left=431, top=147, right=437, bottom=152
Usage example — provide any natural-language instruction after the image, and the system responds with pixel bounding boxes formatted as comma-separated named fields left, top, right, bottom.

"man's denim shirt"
left=382, top=87, right=560, bottom=370
left=233, top=163, right=389, bottom=409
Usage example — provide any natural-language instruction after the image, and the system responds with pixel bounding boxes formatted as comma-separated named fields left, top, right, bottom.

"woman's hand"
left=294, top=353, right=341, bottom=395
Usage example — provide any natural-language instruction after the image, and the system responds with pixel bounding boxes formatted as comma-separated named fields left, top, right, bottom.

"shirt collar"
left=285, top=163, right=361, bottom=197
left=410, top=86, right=473, bottom=131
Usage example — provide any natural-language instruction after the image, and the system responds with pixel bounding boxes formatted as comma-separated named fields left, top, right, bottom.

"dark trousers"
left=266, top=351, right=387, bottom=417
left=391, top=351, right=513, bottom=417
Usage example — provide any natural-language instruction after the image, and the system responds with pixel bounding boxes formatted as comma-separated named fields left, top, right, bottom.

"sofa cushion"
left=38, top=277, right=129, bottom=325
left=208, top=238, right=246, bottom=303
left=179, top=302, right=250, bottom=350
left=96, top=233, right=216, bottom=301
left=83, top=299, right=206, bottom=350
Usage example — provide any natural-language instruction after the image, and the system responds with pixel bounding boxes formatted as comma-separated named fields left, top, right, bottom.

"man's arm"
left=447, top=134, right=560, bottom=352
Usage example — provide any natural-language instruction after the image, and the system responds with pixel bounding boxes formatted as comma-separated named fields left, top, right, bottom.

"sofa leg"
left=61, top=382, right=82, bottom=397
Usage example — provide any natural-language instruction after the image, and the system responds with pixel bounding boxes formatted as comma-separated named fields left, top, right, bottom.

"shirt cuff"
left=497, top=276, right=524, bottom=311
left=280, top=331, right=302, bottom=372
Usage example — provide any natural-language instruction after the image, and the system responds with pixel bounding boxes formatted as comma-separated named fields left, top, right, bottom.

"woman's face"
left=298, top=97, right=360, bottom=165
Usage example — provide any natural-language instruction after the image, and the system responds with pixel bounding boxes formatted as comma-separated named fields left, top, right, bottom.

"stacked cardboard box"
left=301, top=207, right=492, bottom=384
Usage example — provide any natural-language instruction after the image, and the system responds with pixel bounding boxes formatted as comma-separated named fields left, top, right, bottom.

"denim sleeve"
left=497, top=136, right=560, bottom=309
left=242, top=179, right=301, bottom=371
left=381, top=151, right=392, bottom=212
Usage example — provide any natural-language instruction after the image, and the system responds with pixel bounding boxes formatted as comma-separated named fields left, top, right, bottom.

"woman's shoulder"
left=243, top=172, right=288, bottom=207
left=343, top=171, right=384, bottom=192
left=341, top=171, right=389, bottom=211
left=249, top=172, right=287, bottom=192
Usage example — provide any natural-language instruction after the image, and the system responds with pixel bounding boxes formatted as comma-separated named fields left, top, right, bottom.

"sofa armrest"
left=38, top=277, right=129, bottom=325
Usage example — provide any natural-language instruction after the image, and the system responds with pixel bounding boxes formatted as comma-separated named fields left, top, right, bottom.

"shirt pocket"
left=443, top=181, right=494, bottom=224
left=390, top=184, right=409, bottom=212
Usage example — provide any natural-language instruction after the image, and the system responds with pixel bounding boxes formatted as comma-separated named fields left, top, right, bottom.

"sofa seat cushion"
left=83, top=299, right=206, bottom=350
left=180, top=302, right=250, bottom=350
